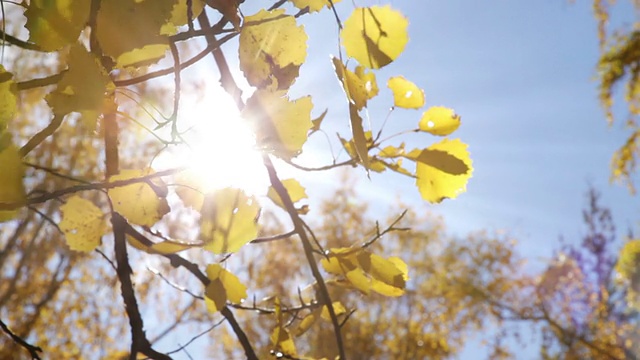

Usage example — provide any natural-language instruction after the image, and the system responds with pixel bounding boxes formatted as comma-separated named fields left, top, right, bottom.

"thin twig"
left=20, top=114, right=64, bottom=157
left=0, top=318, right=43, bottom=359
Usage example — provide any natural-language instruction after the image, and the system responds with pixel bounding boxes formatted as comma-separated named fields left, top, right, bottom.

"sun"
left=163, top=86, right=267, bottom=196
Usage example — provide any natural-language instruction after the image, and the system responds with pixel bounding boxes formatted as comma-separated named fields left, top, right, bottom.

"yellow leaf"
left=378, top=144, right=405, bottom=158
left=341, top=6, right=409, bottom=69
left=174, top=171, right=206, bottom=211
left=208, top=0, right=242, bottom=30
left=387, top=76, right=425, bottom=109
left=332, top=57, right=379, bottom=110
left=412, top=139, right=473, bottom=203
left=419, top=106, right=461, bottom=136
left=271, top=297, right=297, bottom=356
left=310, top=108, right=328, bottom=133
left=243, top=90, right=313, bottom=158
left=59, top=196, right=108, bottom=252
left=200, top=188, right=260, bottom=254
left=162, top=0, right=206, bottom=34
left=320, top=301, right=346, bottom=321
left=150, top=240, right=198, bottom=254
left=0, top=67, right=17, bottom=132
left=358, top=252, right=406, bottom=296
left=289, top=0, right=342, bottom=13
left=46, top=45, right=113, bottom=116
left=205, top=264, right=247, bottom=313
left=267, top=178, right=307, bottom=209
left=108, top=169, right=170, bottom=227
left=0, top=146, right=26, bottom=222
left=97, top=0, right=175, bottom=68
left=24, top=0, right=90, bottom=51
left=349, top=104, right=370, bottom=169
left=240, top=9, right=307, bottom=89
left=295, top=308, right=321, bottom=336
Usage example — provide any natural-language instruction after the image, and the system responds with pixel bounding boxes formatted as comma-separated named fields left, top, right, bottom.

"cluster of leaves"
left=0, top=0, right=473, bottom=359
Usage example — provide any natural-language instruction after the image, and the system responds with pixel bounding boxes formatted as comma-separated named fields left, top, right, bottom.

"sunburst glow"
left=163, top=87, right=267, bottom=196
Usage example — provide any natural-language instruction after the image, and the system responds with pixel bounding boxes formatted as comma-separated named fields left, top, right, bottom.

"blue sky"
left=158, top=1, right=640, bottom=358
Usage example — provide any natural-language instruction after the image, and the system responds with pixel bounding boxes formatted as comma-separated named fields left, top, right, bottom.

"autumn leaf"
left=108, top=169, right=170, bottom=227
left=204, top=264, right=247, bottom=313
left=164, top=0, right=206, bottom=33
left=242, top=89, right=313, bottom=158
left=207, top=0, right=242, bottom=30
left=0, top=67, right=16, bottom=133
left=271, top=297, right=297, bottom=356
left=97, top=0, right=175, bottom=68
left=268, top=178, right=308, bottom=209
left=200, top=188, right=260, bottom=254
left=46, top=45, right=113, bottom=116
left=409, top=139, right=473, bottom=203
left=349, top=104, right=370, bottom=170
left=24, top=0, right=90, bottom=51
left=0, top=145, right=26, bottom=222
left=341, top=6, right=409, bottom=69
left=388, top=76, right=425, bottom=109
left=289, top=0, right=342, bottom=13
left=239, top=9, right=307, bottom=90
left=59, top=196, right=108, bottom=252
left=419, top=106, right=461, bottom=136
left=332, top=57, right=379, bottom=110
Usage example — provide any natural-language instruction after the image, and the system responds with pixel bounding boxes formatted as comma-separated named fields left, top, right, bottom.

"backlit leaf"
left=295, top=308, right=321, bottom=336
left=289, top=0, right=342, bottom=13
left=419, top=106, right=461, bottom=136
left=163, top=0, right=206, bottom=33
left=332, top=57, right=379, bottom=110
left=341, top=6, right=409, bottom=69
left=320, top=301, right=346, bottom=321
left=108, top=169, right=170, bottom=227
left=239, top=9, right=307, bottom=90
left=208, top=0, right=242, bottom=30
left=24, top=0, right=90, bottom=51
left=59, top=196, right=108, bottom=252
left=0, top=67, right=17, bottom=132
left=0, top=146, right=25, bottom=222
left=267, top=178, right=308, bottom=209
left=412, top=139, right=473, bottom=203
left=200, top=188, right=260, bottom=254
left=271, top=297, right=297, bottom=356
left=388, top=76, right=425, bottom=109
left=150, top=240, right=199, bottom=254
left=174, top=171, right=206, bottom=211
left=349, top=103, right=370, bottom=169
left=243, top=90, right=313, bottom=158
left=46, top=45, right=113, bottom=116
left=205, top=264, right=247, bottom=313
left=97, top=0, right=175, bottom=68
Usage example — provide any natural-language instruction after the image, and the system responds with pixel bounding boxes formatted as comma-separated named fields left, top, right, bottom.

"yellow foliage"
left=419, top=106, right=461, bottom=136
left=240, top=9, right=308, bottom=89
left=0, top=67, right=17, bottom=131
left=341, top=6, right=409, bottom=69
left=59, top=196, right=108, bottom=252
left=268, top=178, right=308, bottom=209
left=107, top=169, right=170, bottom=227
left=0, top=145, right=26, bottom=222
left=289, top=0, right=342, bottom=13
left=199, top=188, right=260, bottom=254
left=205, top=264, right=248, bottom=313
left=23, top=0, right=90, bottom=51
left=387, top=76, right=425, bottom=109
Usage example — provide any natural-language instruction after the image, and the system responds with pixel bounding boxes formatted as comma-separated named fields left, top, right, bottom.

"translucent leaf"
left=271, top=297, right=297, bottom=356
left=243, top=90, right=313, bottom=158
left=0, top=67, right=17, bottom=132
left=0, top=146, right=26, bottom=222
left=108, top=169, right=170, bottom=227
left=162, top=0, right=206, bottom=34
left=387, top=76, right=425, bottom=109
left=320, top=301, right=346, bottom=321
left=349, top=104, right=370, bottom=169
left=267, top=178, right=308, bottom=209
left=205, top=264, right=247, bottom=313
left=174, top=171, right=206, bottom=211
left=150, top=240, right=198, bottom=254
left=239, top=9, right=307, bottom=89
left=59, top=196, right=108, bottom=252
left=24, top=0, right=90, bottom=51
left=46, top=45, right=113, bottom=116
left=97, top=0, right=175, bottom=68
left=332, top=57, right=379, bottom=110
left=358, top=252, right=407, bottom=297
left=341, top=6, right=409, bottom=69
left=200, top=188, right=260, bottom=254
left=289, top=0, right=342, bottom=13
left=295, top=308, right=321, bottom=336
left=208, top=0, right=241, bottom=30
left=378, top=144, right=405, bottom=158
left=412, top=139, right=473, bottom=203
left=419, top=106, right=461, bottom=136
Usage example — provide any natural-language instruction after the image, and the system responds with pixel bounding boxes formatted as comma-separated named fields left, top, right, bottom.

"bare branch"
left=0, top=318, right=43, bottom=360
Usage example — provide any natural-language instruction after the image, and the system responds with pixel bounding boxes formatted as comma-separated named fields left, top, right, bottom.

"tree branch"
left=20, top=114, right=64, bottom=157
left=0, top=318, right=43, bottom=359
